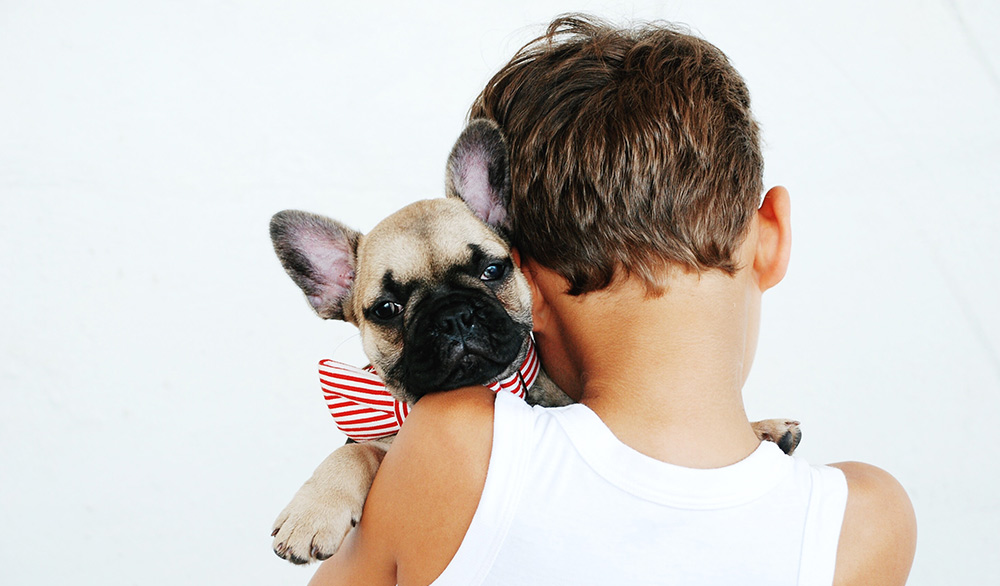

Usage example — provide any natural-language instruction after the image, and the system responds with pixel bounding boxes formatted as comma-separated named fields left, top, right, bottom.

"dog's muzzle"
left=397, top=290, right=526, bottom=397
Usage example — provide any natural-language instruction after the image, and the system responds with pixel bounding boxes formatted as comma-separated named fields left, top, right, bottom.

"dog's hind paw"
left=751, top=418, right=802, bottom=455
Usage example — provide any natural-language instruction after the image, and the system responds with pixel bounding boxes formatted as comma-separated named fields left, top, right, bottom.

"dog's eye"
left=372, top=301, right=402, bottom=320
left=480, top=262, right=506, bottom=282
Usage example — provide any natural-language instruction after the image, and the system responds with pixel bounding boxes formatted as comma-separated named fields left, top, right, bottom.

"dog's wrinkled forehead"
left=353, top=198, right=507, bottom=306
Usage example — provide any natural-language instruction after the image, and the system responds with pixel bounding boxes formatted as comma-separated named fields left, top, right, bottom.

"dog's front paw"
left=271, top=482, right=363, bottom=564
left=752, top=419, right=802, bottom=455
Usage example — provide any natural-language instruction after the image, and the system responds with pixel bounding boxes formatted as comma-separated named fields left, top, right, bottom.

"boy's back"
left=429, top=393, right=848, bottom=586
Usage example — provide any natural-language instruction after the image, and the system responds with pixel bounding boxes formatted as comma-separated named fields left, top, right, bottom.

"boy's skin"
left=307, top=186, right=918, bottom=586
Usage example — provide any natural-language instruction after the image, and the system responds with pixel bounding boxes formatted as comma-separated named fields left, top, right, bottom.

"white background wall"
left=2, top=1, right=997, bottom=584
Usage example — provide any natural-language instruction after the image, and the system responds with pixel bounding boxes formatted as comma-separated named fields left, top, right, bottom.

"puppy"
left=268, top=119, right=801, bottom=564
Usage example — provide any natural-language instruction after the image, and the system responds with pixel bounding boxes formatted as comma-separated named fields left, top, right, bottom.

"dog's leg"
left=751, top=419, right=802, bottom=455
left=271, top=437, right=392, bottom=564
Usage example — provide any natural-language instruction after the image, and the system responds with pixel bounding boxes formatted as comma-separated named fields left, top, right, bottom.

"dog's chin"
left=442, top=350, right=509, bottom=388
left=400, top=343, right=517, bottom=401
left=394, top=331, right=527, bottom=401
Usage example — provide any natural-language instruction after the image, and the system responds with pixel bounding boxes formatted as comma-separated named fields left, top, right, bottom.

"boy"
left=309, top=15, right=916, bottom=586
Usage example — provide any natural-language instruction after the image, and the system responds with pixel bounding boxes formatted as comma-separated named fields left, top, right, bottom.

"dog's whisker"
left=330, top=333, right=362, bottom=360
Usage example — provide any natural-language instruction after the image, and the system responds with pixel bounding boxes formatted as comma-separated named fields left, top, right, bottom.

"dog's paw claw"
left=288, top=553, right=311, bottom=565
left=312, top=544, right=333, bottom=561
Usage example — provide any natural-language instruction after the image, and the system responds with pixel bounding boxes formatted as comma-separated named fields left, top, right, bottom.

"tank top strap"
left=429, top=391, right=537, bottom=586
left=796, top=463, right=849, bottom=586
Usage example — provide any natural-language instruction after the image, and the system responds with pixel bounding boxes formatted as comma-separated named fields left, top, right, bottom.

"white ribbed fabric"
left=431, top=392, right=848, bottom=586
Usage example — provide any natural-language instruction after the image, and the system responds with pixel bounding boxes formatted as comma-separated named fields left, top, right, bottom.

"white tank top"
left=430, top=392, right=848, bottom=586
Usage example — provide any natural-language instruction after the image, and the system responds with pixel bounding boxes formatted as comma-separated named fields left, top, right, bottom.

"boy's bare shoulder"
left=307, top=387, right=496, bottom=586
left=829, top=462, right=917, bottom=586
left=372, top=387, right=496, bottom=585
left=404, top=386, right=499, bottom=443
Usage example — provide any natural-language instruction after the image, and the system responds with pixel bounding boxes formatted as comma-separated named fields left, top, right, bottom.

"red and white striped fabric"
left=319, top=339, right=540, bottom=442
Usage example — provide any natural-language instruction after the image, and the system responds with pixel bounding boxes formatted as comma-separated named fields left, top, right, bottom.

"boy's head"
left=469, top=14, right=763, bottom=296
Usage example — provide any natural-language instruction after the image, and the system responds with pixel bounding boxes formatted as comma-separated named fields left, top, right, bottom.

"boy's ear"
left=516, top=253, right=552, bottom=333
left=445, top=118, right=512, bottom=232
left=753, top=186, right=792, bottom=291
left=269, top=210, right=361, bottom=320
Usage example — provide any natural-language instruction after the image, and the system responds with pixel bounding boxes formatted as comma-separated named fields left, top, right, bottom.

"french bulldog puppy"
left=268, top=119, right=801, bottom=564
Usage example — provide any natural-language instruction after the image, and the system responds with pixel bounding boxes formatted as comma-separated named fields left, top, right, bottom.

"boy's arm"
left=308, top=387, right=496, bottom=586
left=305, top=515, right=395, bottom=586
left=830, top=462, right=917, bottom=586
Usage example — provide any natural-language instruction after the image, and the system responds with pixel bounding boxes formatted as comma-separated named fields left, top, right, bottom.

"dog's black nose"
left=435, top=306, right=475, bottom=337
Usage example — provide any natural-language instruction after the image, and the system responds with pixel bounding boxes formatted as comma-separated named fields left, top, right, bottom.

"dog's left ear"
left=445, top=118, right=512, bottom=233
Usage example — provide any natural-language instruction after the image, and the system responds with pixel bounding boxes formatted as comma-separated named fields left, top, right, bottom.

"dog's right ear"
left=269, top=210, right=361, bottom=321
left=445, top=118, right=512, bottom=233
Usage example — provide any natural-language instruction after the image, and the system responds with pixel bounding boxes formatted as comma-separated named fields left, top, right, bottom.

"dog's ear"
left=269, top=210, right=361, bottom=321
left=445, top=118, right=512, bottom=232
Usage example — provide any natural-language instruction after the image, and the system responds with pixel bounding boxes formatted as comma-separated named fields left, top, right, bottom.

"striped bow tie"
left=318, top=339, right=539, bottom=441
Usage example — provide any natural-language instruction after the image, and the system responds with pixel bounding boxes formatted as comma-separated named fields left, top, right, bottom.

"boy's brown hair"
left=469, top=14, right=764, bottom=295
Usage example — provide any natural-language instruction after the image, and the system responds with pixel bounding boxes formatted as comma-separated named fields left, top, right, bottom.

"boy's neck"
left=534, top=269, right=763, bottom=469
